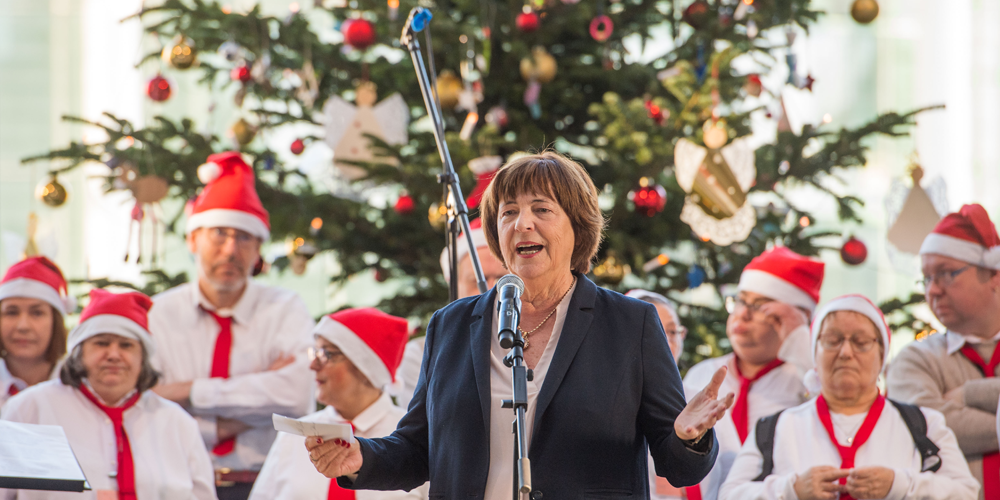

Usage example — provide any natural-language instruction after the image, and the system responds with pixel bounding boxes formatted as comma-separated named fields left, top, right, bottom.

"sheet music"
left=272, top=414, right=354, bottom=441
left=0, top=421, right=90, bottom=488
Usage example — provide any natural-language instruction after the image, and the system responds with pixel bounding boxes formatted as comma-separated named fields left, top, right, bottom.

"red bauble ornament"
left=631, top=179, right=667, bottom=217
left=374, top=267, right=388, bottom=282
left=682, top=0, right=711, bottom=29
left=231, top=65, right=251, bottom=83
left=394, top=193, right=415, bottom=215
left=841, top=236, right=868, bottom=265
left=147, top=74, right=171, bottom=102
left=343, top=19, right=376, bottom=49
left=516, top=12, right=540, bottom=33
left=290, top=138, right=305, bottom=155
left=645, top=100, right=665, bottom=125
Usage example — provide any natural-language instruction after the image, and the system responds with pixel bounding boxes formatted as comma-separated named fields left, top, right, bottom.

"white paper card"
left=272, top=414, right=353, bottom=441
left=0, top=421, right=90, bottom=487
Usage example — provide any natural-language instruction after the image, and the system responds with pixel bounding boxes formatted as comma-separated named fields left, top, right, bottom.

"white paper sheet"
left=0, top=421, right=90, bottom=488
left=272, top=414, right=354, bottom=441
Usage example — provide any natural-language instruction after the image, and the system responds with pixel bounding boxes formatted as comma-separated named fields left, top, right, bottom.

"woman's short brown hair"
left=60, top=339, right=160, bottom=393
left=480, top=151, right=606, bottom=274
left=0, top=303, right=67, bottom=365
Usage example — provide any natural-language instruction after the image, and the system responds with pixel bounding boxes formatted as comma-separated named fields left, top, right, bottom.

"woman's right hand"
left=305, top=436, right=364, bottom=479
left=792, top=466, right=849, bottom=500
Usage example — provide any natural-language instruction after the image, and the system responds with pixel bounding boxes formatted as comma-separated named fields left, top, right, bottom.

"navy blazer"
left=344, top=273, right=717, bottom=499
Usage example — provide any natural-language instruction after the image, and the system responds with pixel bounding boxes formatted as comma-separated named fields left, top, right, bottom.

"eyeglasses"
left=725, top=296, right=775, bottom=317
left=817, top=334, right=879, bottom=353
left=918, top=265, right=972, bottom=291
left=205, top=227, right=258, bottom=248
left=308, top=346, right=346, bottom=365
left=665, top=326, right=688, bottom=337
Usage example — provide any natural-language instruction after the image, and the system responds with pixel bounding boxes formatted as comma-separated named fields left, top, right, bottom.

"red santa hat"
left=440, top=218, right=489, bottom=283
left=737, top=246, right=825, bottom=313
left=68, top=289, right=155, bottom=355
left=312, top=308, right=408, bottom=388
left=919, top=203, right=1000, bottom=270
left=0, top=256, right=73, bottom=314
left=465, top=156, right=503, bottom=210
left=187, top=151, right=270, bottom=240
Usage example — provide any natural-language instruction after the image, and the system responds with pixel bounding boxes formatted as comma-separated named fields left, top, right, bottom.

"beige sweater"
left=886, top=331, right=1000, bottom=500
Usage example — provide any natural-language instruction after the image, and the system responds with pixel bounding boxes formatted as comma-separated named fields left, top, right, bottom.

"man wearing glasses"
left=147, top=152, right=315, bottom=500
left=887, top=203, right=1000, bottom=500
left=682, top=247, right=825, bottom=500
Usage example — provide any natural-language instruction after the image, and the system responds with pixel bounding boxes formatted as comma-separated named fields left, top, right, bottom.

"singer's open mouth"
left=516, top=243, right=543, bottom=255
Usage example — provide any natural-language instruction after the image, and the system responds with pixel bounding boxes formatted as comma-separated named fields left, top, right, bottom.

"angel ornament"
left=323, top=82, right=409, bottom=180
left=673, top=136, right=757, bottom=245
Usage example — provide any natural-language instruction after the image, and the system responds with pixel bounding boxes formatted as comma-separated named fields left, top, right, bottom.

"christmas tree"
left=25, top=0, right=933, bottom=369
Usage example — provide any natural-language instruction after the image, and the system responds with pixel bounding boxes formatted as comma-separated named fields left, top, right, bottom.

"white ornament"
left=323, top=83, right=409, bottom=180
left=673, top=137, right=757, bottom=245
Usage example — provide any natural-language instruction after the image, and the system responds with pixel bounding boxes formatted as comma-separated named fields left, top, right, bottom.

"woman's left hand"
left=674, top=365, right=735, bottom=441
left=845, top=466, right=894, bottom=499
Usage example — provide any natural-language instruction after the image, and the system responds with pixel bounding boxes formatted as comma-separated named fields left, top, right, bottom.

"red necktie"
left=816, top=394, right=885, bottom=500
left=78, top=384, right=142, bottom=500
left=327, top=423, right=356, bottom=500
left=204, top=308, right=236, bottom=456
left=732, top=357, right=785, bottom=444
left=959, top=344, right=1000, bottom=499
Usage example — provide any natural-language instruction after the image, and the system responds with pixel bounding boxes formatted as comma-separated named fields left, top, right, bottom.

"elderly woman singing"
left=719, top=295, right=979, bottom=500
left=306, top=151, right=734, bottom=499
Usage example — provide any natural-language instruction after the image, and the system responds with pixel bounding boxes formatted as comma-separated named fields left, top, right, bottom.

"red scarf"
left=78, top=383, right=142, bottom=500
left=7, top=384, right=18, bottom=397
left=203, top=308, right=236, bottom=456
left=327, top=423, right=356, bottom=500
left=732, top=357, right=785, bottom=443
left=959, top=344, right=1000, bottom=499
left=816, top=393, right=885, bottom=500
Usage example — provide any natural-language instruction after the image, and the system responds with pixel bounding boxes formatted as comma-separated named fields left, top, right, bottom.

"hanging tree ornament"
left=434, top=70, right=464, bottom=109
left=120, top=163, right=169, bottom=265
left=516, top=10, right=540, bottom=33
left=323, top=81, right=408, bottom=180
left=673, top=136, right=757, bottom=245
left=687, top=265, right=706, bottom=288
left=146, top=74, right=171, bottom=102
left=590, top=15, right=613, bottom=42
left=702, top=119, right=729, bottom=150
left=231, top=64, right=252, bottom=83
left=744, top=74, right=762, bottom=97
left=886, top=164, right=945, bottom=254
left=36, top=174, right=68, bottom=208
left=230, top=118, right=257, bottom=146
left=840, top=236, right=868, bottom=265
left=485, top=105, right=509, bottom=129
left=520, top=46, right=556, bottom=120
left=593, top=254, right=628, bottom=286
left=851, top=0, right=879, bottom=24
left=343, top=18, right=377, bottom=49
left=290, top=138, right=306, bottom=155
left=427, top=200, right=449, bottom=231
left=682, top=0, right=711, bottom=29
left=394, top=191, right=415, bottom=215
left=162, top=36, right=197, bottom=69
left=629, top=177, right=667, bottom=217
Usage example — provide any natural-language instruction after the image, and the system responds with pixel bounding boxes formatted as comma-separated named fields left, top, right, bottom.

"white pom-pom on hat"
left=197, top=161, right=222, bottom=184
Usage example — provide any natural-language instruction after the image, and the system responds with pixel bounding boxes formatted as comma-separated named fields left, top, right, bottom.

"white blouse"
left=0, top=380, right=217, bottom=500
left=249, top=392, right=427, bottom=500
left=484, top=280, right=577, bottom=500
left=719, top=397, right=980, bottom=500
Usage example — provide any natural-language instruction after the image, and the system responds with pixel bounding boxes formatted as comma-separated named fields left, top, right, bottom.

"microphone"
left=496, top=274, right=524, bottom=349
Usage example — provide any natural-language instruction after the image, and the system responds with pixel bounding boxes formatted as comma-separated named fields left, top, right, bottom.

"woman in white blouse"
left=720, top=294, right=978, bottom=500
left=1, top=289, right=216, bottom=500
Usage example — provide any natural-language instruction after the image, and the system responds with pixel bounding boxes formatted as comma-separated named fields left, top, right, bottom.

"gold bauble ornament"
left=435, top=70, right=463, bottom=109
left=161, top=37, right=197, bottom=69
left=850, top=0, right=879, bottom=24
left=36, top=175, right=68, bottom=207
left=592, top=254, right=628, bottom=285
left=231, top=118, right=257, bottom=146
left=427, top=201, right=449, bottom=231
left=520, top=46, right=557, bottom=84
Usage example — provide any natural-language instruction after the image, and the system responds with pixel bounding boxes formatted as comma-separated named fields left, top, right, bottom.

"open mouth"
left=516, top=242, right=544, bottom=256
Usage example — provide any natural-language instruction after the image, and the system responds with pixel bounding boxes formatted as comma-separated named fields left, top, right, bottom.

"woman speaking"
left=307, top=152, right=733, bottom=499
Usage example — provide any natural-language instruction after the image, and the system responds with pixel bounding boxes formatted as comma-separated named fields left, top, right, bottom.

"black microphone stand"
left=400, top=7, right=488, bottom=301
left=500, top=328, right=533, bottom=499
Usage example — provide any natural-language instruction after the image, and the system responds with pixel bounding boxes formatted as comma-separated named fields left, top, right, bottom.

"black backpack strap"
left=752, top=410, right=784, bottom=482
left=888, top=399, right=942, bottom=473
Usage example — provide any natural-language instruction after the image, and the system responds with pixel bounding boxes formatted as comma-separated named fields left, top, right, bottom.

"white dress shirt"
left=0, top=359, right=28, bottom=408
left=484, top=280, right=577, bottom=500
left=680, top=325, right=813, bottom=500
left=719, top=398, right=980, bottom=500
left=148, top=280, right=315, bottom=471
left=0, top=380, right=217, bottom=500
left=249, top=392, right=428, bottom=500
left=395, top=337, right=426, bottom=410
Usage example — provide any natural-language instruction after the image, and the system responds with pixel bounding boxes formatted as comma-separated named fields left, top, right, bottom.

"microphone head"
left=496, top=274, right=524, bottom=295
